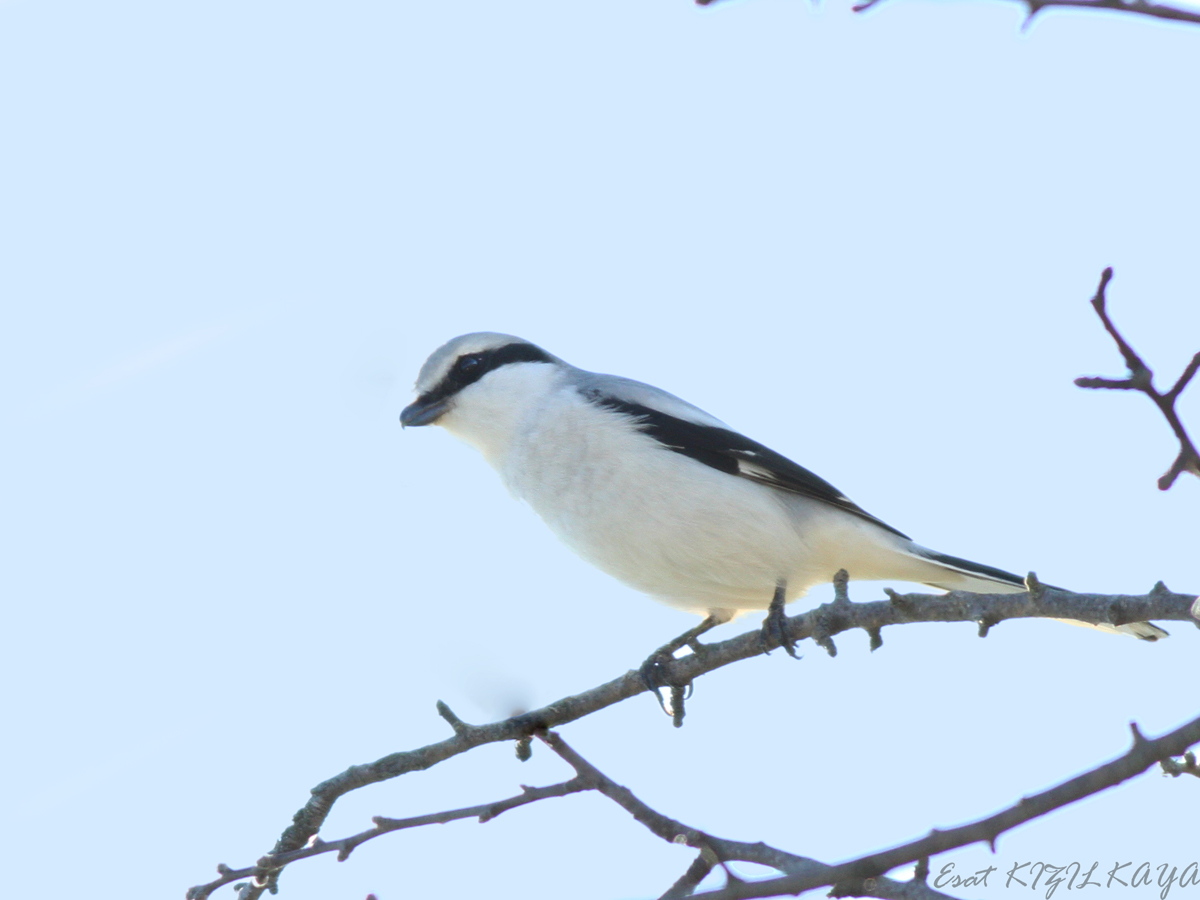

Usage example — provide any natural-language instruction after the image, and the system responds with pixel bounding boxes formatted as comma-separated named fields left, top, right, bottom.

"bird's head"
left=401, top=333, right=562, bottom=453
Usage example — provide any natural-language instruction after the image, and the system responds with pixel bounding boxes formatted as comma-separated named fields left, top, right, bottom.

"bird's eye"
left=456, top=355, right=481, bottom=375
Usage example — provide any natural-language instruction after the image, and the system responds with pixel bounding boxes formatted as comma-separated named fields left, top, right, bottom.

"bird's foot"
left=759, top=582, right=797, bottom=658
left=639, top=659, right=692, bottom=728
left=638, top=615, right=722, bottom=727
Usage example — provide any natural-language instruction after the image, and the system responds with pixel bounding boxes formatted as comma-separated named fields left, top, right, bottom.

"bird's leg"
left=760, top=580, right=797, bottom=658
left=639, top=615, right=724, bottom=716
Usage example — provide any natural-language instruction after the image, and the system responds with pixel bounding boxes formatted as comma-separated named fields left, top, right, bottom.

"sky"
left=1, top=1, right=1198, bottom=899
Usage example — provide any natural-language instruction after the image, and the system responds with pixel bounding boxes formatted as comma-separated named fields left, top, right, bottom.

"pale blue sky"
left=2, top=1, right=1198, bottom=898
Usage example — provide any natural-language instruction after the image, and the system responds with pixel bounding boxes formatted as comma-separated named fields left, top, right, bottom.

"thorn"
left=867, top=627, right=883, bottom=651
left=478, top=802, right=501, bottom=823
left=1149, top=580, right=1171, bottom=600
left=1093, top=267, right=1114, bottom=309
left=989, top=835, right=998, bottom=853
left=977, top=617, right=996, bottom=638
left=885, top=587, right=909, bottom=609
left=1158, top=454, right=1188, bottom=491
left=914, top=858, right=930, bottom=883
left=436, top=700, right=470, bottom=735
left=1024, top=572, right=1045, bottom=604
left=1129, top=721, right=1148, bottom=746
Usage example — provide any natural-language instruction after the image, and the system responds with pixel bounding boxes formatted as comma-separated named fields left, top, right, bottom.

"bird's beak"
left=400, top=395, right=449, bottom=427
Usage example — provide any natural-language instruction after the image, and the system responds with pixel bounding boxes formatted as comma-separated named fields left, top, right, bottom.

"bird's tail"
left=907, top=545, right=1168, bottom=642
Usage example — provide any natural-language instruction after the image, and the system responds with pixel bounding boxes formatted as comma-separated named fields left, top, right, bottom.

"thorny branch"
left=191, top=727, right=968, bottom=900
left=187, top=580, right=1198, bottom=900
left=696, top=0, right=1200, bottom=29
left=1076, top=267, right=1200, bottom=490
left=190, top=778, right=591, bottom=898
left=539, top=730, right=963, bottom=900
left=687, top=715, right=1200, bottom=900
left=189, top=713, right=1200, bottom=900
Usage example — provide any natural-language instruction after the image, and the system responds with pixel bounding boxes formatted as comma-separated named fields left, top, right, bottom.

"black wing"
left=589, top=394, right=909, bottom=539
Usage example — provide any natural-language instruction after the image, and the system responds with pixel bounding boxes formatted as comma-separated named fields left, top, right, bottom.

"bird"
left=399, top=331, right=1167, bottom=667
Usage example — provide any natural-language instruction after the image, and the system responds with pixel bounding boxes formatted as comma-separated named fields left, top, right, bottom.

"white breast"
left=502, top=385, right=815, bottom=614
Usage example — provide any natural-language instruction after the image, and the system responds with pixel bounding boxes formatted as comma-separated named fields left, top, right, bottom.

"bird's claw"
left=638, top=652, right=692, bottom=726
left=760, top=584, right=798, bottom=658
left=638, top=652, right=675, bottom=710
left=636, top=615, right=724, bottom=726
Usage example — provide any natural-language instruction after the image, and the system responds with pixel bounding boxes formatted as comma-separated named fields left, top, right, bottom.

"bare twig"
left=187, top=581, right=1197, bottom=899
left=189, top=721, right=959, bottom=900
left=186, top=776, right=589, bottom=900
left=659, top=851, right=718, bottom=900
left=686, top=714, right=1200, bottom=900
left=1024, top=0, right=1200, bottom=27
left=1018, top=0, right=1200, bottom=26
left=697, top=0, right=1200, bottom=28
left=1076, top=267, right=1200, bottom=490
left=539, top=730, right=966, bottom=900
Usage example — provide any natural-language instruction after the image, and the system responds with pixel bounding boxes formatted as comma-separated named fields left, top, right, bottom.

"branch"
left=1076, top=267, right=1200, bottom=490
left=192, top=725, right=970, bottom=900
left=696, top=0, right=1200, bottom=29
left=187, top=580, right=1197, bottom=899
left=186, top=777, right=589, bottom=900
left=688, top=714, right=1200, bottom=900
left=538, top=730, right=964, bottom=900
left=1019, top=0, right=1200, bottom=26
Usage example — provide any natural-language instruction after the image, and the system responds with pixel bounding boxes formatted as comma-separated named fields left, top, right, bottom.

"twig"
left=1076, top=267, right=1200, bottom=490
left=186, top=776, right=589, bottom=900
left=1021, top=0, right=1200, bottom=27
left=187, top=581, right=1197, bottom=899
left=539, top=731, right=962, bottom=900
left=658, top=851, right=718, bottom=900
left=697, top=0, right=1200, bottom=27
left=686, top=713, right=1200, bottom=900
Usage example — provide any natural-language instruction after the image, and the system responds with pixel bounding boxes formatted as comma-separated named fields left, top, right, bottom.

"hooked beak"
left=400, top=395, right=450, bottom=427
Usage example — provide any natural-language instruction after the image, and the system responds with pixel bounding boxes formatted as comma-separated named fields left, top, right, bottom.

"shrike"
left=400, top=332, right=1166, bottom=658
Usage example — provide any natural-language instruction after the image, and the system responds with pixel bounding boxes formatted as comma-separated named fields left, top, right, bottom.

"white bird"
left=400, top=332, right=1167, bottom=661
